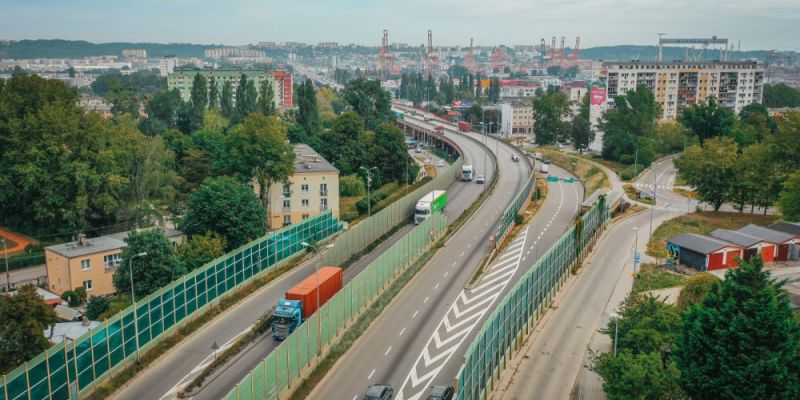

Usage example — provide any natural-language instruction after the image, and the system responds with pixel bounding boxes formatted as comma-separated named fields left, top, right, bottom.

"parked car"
left=544, top=159, right=551, bottom=164
left=511, top=155, right=519, bottom=162
left=415, top=148, right=422, bottom=153
left=364, top=384, right=393, bottom=400
left=427, top=386, right=455, bottom=400
left=475, top=175, right=485, bottom=184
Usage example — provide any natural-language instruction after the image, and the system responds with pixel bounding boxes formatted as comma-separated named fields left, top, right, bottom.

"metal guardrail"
left=1, top=212, right=341, bottom=400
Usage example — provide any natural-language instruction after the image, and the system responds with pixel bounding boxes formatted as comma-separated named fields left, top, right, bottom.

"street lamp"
left=1, top=238, right=9, bottom=292
left=632, top=227, right=639, bottom=283
left=129, top=252, right=148, bottom=363
left=301, top=241, right=334, bottom=356
left=360, top=166, right=378, bottom=217
left=610, top=312, right=620, bottom=356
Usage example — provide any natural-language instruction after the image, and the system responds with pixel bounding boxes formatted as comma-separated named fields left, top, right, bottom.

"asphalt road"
left=495, top=156, right=689, bottom=400
left=112, top=120, right=493, bottom=400
left=308, top=110, right=583, bottom=400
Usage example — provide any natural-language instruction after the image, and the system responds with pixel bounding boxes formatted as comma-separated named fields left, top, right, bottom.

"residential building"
left=317, top=42, right=340, bottom=49
left=602, top=60, right=764, bottom=120
left=167, top=68, right=293, bottom=109
left=159, top=56, right=178, bottom=77
left=264, top=144, right=339, bottom=230
left=121, top=49, right=147, bottom=59
left=45, top=228, right=184, bottom=297
left=500, top=97, right=534, bottom=135
left=204, top=47, right=266, bottom=59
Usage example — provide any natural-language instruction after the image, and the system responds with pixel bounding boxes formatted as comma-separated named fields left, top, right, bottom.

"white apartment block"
left=159, top=56, right=178, bottom=77
left=603, top=61, right=764, bottom=120
left=501, top=98, right=534, bottom=135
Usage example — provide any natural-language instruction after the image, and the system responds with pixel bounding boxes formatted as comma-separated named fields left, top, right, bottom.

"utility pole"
left=2, top=238, right=10, bottom=292
left=360, top=166, right=377, bottom=217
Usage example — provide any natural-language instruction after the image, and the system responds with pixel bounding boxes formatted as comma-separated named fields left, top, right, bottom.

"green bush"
left=356, top=191, right=389, bottom=215
left=514, top=214, right=524, bottom=225
left=340, top=175, right=366, bottom=196
left=618, top=154, right=635, bottom=165
left=86, top=296, right=110, bottom=320
left=61, top=290, right=80, bottom=307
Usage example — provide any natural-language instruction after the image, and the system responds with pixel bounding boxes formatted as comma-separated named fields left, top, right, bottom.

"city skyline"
left=1, top=0, right=798, bottom=51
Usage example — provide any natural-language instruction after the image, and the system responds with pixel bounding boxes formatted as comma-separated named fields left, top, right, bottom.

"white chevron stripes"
left=396, top=231, right=529, bottom=400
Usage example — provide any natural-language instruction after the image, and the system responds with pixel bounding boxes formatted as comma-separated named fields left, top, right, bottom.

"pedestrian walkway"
left=0, top=227, right=33, bottom=256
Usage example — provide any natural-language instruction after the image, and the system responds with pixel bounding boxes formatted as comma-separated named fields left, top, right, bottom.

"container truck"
left=272, top=266, right=343, bottom=340
left=458, top=121, right=472, bottom=132
left=414, top=190, right=447, bottom=224
left=462, top=165, right=474, bottom=181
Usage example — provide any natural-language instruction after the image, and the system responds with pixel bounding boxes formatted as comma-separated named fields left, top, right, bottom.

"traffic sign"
left=634, top=252, right=641, bottom=265
left=546, top=176, right=559, bottom=182
left=563, top=177, right=575, bottom=183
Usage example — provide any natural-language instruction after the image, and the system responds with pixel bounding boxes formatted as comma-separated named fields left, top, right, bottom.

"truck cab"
left=272, top=299, right=302, bottom=340
left=462, top=165, right=474, bottom=181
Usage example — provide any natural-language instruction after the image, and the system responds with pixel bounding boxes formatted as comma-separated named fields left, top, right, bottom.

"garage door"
left=744, top=248, right=758, bottom=261
left=761, top=245, right=775, bottom=262
left=708, top=252, right=725, bottom=270
left=725, top=250, right=741, bottom=268
left=777, top=244, right=790, bottom=261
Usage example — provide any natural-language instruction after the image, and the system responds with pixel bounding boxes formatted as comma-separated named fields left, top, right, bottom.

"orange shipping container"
left=285, top=267, right=343, bottom=319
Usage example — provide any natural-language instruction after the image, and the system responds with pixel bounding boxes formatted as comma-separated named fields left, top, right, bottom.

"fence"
left=1, top=212, right=341, bottom=400
left=456, top=197, right=609, bottom=400
left=322, top=159, right=462, bottom=267
left=495, top=173, right=534, bottom=244
left=224, top=213, right=447, bottom=400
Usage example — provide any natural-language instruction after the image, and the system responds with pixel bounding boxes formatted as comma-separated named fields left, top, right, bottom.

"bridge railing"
left=1, top=212, right=340, bottom=400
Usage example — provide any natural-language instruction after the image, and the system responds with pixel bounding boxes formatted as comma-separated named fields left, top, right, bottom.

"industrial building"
left=263, top=144, right=339, bottom=230
left=167, top=68, right=293, bottom=110
left=601, top=60, right=764, bottom=120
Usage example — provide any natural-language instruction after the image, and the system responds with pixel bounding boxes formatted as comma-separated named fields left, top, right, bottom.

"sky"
left=0, top=0, right=798, bottom=50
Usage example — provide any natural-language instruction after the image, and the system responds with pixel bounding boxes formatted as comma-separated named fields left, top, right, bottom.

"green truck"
left=414, top=190, right=447, bottom=224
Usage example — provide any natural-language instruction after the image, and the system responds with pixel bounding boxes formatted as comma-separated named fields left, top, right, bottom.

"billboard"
left=590, top=85, right=607, bottom=106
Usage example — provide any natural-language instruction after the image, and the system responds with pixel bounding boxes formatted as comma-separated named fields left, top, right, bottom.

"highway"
left=495, top=156, right=689, bottom=400
left=112, top=122, right=492, bottom=400
left=309, top=109, right=583, bottom=400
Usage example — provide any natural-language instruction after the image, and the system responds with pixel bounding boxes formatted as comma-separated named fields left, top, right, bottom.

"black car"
left=427, top=385, right=454, bottom=400
left=365, top=384, right=393, bottom=400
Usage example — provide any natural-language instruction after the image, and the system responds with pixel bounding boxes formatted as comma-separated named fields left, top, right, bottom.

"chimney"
left=77, top=233, right=86, bottom=246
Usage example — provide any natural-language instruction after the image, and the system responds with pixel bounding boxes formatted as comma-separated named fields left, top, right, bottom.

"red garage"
left=768, top=221, right=800, bottom=261
left=668, top=233, right=744, bottom=271
left=710, top=229, right=777, bottom=262
left=738, top=224, right=798, bottom=262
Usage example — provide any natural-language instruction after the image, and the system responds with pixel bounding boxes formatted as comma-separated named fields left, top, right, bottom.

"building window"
left=302, top=214, right=310, bottom=220
left=283, top=215, right=291, bottom=226
left=83, top=280, right=93, bottom=291
left=81, top=259, right=91, bottom=271
left=320, top=183, right=328, bottom=196
left=282, top=184, right=292, bottom=197
left=282, top=199, right=290, bottom=212
left=320, top=198, right=328, bottom=211
left=104, top=253, right=121, bottom=269
left=302, top=199, right=309, bottom=208
left=301, top=184, right=309, bottom=192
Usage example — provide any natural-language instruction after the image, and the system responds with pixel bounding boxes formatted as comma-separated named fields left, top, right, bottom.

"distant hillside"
left=580, top=45, right=769, bottom=63
left=0, top=39, right=220, bottom=59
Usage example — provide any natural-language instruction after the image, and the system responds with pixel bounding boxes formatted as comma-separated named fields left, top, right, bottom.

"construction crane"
left=569, top=36, right=580, bottom=65
left=539, top=38, right=547, bottom=67
left=657, top=35, right=729, bottom=61
left=558, top=36, right=566, bottom=66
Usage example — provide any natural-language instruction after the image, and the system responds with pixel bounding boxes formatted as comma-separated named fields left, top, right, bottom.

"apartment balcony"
left=320, top=204, right=329, bottom=211
left=282, top=190, right=293, bottom=198
left=320, top=190, right=328, bottom=197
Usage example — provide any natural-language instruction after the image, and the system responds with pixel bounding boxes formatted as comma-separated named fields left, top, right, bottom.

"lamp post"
left=610, top=312, right=620, bottom=356
left=1, top=238, right=9, bottom=292
left=360, top=166, right=377, bottom=217
left=632, top=227, right=639, bottom=285
left=301, top=241, right=334, bottom=356
left=129, top=252, right=148, bottom=363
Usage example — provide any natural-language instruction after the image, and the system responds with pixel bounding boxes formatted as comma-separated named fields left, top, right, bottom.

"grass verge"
left=646, top=211, right=781, bottom=259
left=623, top=184, right=655, bottom=205
left=82, top=253, right=310, bottom=400
left=537, top=149, right=610, bottom=194
left=633, top=263, right=686, bottom=294
left=672, top=187, right=696, bottom=198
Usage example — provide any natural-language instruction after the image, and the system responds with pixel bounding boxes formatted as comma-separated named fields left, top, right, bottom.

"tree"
left=188, top=73, right=208, bottom=132
left=0, top=285, right=58, bottom=373
left=570, top=95, right=594, bottom=152
left=181, top=177, right=266, bottom=249
left=533, top=91, right=570, bottom=144
left=257, top=79, right=276, bottom=116
left=234, top=75, right=258, bottom=123
left=675, top=137, right=739, bottom=211
left=113, top=229, right=185, bottom=298
left=61, top=290, right=81, bottom=307
left=296, top=79, right=321, bottom=136
left=600, top=85, right=660, bottom=162
left=769, top=111, right=800, bottom=175
left=740, top=143, right=780, bottom=214
left=679, top=97, right=734, bottom=142
left=676, top=256, right=800, bottom=399
left=142, top=89, right=182, bottom=135
left=108, top=86, right=140, bottom=117
left=676, top=273, right=719, bottom=310
left=226, top=114, right=295, bottom=215
left=317, top=111, right=369, bottom=175
left=371, top=123, right=419, bottom=184
left=763, top=83, right=800, bottom=108
left=202, top=109, right=229, bottom=134
left=779, top=171, right=800, bottom=221
left=220, top=80, right=234, bottom=120
left=654, top=121, right=694, bottom=154
left=342, top=78, right=393, bottom=130
left=339, top=174, right=366, bottom=196
left=207, top=76, right=219, bottom=110
left=176, top=232, right=227, bottom=270
left=86, top=296, right=110, bottom=320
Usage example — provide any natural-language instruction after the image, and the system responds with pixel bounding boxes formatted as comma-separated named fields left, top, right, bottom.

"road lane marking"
left=443, top=271, right=449, bottom=278
left=385, top=347, right=393, bottom=356
left=460, top=251, right=465, bottom=257
left=424, top=296, right=430, bottom=303
left=368, top=369, right=375, bottom=380
left=413, top=310, right=419, bottom=318
left=434, top=283, right=440, bottom=290
left=399, top=328, right=406, bottom=336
